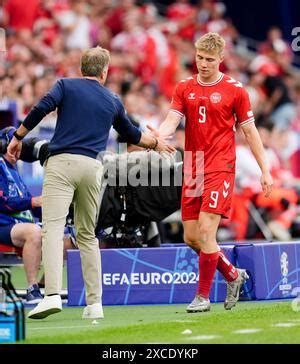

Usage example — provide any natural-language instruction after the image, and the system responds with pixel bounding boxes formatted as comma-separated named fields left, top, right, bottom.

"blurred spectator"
left=196, top=0, right=214, bottom=25
left=289, top=82, right=300, bottom=177
left=0, top=76, right=18, bottom=128
left=203, top=2, right=237, bottom=47
left=166, top=0, right=196, bottom=41
left=157, top=27, right=181, bottom=100
left=232, top=120, right=299, bottom=241
left=17, top=83, right=34, bottom=119
left=251, top=27, right=293, bottom=78
left=57, top=0, right=92, bottom=50
left=3, top=0, right=40, bottom=31
left=142, top=3, right=169, bottom=68
left=259, top=26, right=293, bottom=71
left=250, top=68, right=296, bottom=130
left=105, top=0, right=138, bottom=37
left=111, top=9, right=157, bottom=84
left=33, top=0, right=61, bottom=47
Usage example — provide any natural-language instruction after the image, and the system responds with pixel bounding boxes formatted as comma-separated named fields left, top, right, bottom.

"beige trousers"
left=42, top=153, right=103, bottom=305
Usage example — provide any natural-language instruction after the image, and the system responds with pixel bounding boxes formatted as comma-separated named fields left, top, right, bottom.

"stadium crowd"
left=1, top=0, right=300, bottom=242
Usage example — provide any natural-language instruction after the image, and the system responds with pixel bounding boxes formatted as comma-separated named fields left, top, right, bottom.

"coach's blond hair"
left=80, top=46, right=110, bottom=77
left=195, top=33, right=225, bottom=56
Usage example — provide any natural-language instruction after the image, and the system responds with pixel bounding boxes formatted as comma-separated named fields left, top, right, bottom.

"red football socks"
left=217, top=249, right=238, bottom=282
left=197, top=251, right=219, bottom=299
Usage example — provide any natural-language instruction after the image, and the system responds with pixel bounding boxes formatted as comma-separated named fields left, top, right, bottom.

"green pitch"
left=24, top=300, right=300, bottom=344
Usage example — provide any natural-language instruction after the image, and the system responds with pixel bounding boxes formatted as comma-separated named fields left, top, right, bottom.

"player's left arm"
left=241, top=122, right=273, bottom=197
left=235, top=86, right=273, bottom=197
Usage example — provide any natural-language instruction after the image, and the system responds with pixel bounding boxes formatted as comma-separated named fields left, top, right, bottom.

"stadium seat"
left=0, top=243, right=22, bottom=255
left=0, top=243, right=23, bottom=267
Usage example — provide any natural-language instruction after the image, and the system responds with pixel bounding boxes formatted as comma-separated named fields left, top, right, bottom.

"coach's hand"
left=146, top=126, right=176, bottom=155
left=146, top=125, right=173, bottom=143
left=261, top=171, right=273, bottom=197
left=155, top=137, right=176, bottom=154
left=7, top=138, right=22, bottom=161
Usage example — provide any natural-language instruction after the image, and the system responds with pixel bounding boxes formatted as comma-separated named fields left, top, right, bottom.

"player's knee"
left=197, top=223, right=211, bottom=244
left=183, top=232, right=199, bottom=248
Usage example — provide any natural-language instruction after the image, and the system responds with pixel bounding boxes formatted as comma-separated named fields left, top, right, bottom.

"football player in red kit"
left=154, top=32, right=273, bottom=312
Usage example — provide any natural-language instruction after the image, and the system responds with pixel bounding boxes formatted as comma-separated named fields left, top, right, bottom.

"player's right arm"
left=148, top=81, right=185, bottom=138
left=159, top=111, right=182, bottom=137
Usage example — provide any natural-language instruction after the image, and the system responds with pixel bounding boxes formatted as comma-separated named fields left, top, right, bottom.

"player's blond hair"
left=80, top=46, right=110, bottom=77
left=195, top=33, right=225, bottom=56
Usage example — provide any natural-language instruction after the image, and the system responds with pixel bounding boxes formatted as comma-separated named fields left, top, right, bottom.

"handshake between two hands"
left=146, top=125, right=176, bottom=156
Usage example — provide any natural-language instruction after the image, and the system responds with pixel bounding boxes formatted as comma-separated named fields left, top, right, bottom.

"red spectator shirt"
left=4, top=0, right=40, bottom=31
left=166, top=2, right=195, bottom=40
left=171, top=73, right=254, bottom=174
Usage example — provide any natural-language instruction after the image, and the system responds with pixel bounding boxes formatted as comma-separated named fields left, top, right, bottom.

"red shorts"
left=181, top=171, right=235, bottom=220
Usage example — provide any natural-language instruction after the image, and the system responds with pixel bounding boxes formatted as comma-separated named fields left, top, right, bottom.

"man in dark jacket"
left=8, top=46, right=174, bottom=320
left=0, top=127, right=75, bottom=303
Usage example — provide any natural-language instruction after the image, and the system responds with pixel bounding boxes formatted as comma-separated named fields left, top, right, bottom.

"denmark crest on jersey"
left=210, top=92, right=222, bottom=103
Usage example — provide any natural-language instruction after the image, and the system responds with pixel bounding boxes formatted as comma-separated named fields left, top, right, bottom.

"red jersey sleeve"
left=234, top=87, right=255, bottom=126
left=170, top=82, right=185, bottom=117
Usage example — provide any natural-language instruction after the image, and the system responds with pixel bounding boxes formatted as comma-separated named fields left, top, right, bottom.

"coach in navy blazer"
left=8, top=46, right=175, bottom=320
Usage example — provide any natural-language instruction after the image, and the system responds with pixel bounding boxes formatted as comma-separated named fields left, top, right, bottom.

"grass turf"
left=24, top=300, right=300, bottom=344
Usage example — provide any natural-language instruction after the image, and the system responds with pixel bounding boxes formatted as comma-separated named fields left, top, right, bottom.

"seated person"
left=0, top=127, right=75, bottom=303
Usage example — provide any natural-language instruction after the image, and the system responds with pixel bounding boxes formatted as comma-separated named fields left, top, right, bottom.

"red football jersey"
left=171, top=73, right=254, bottom=174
